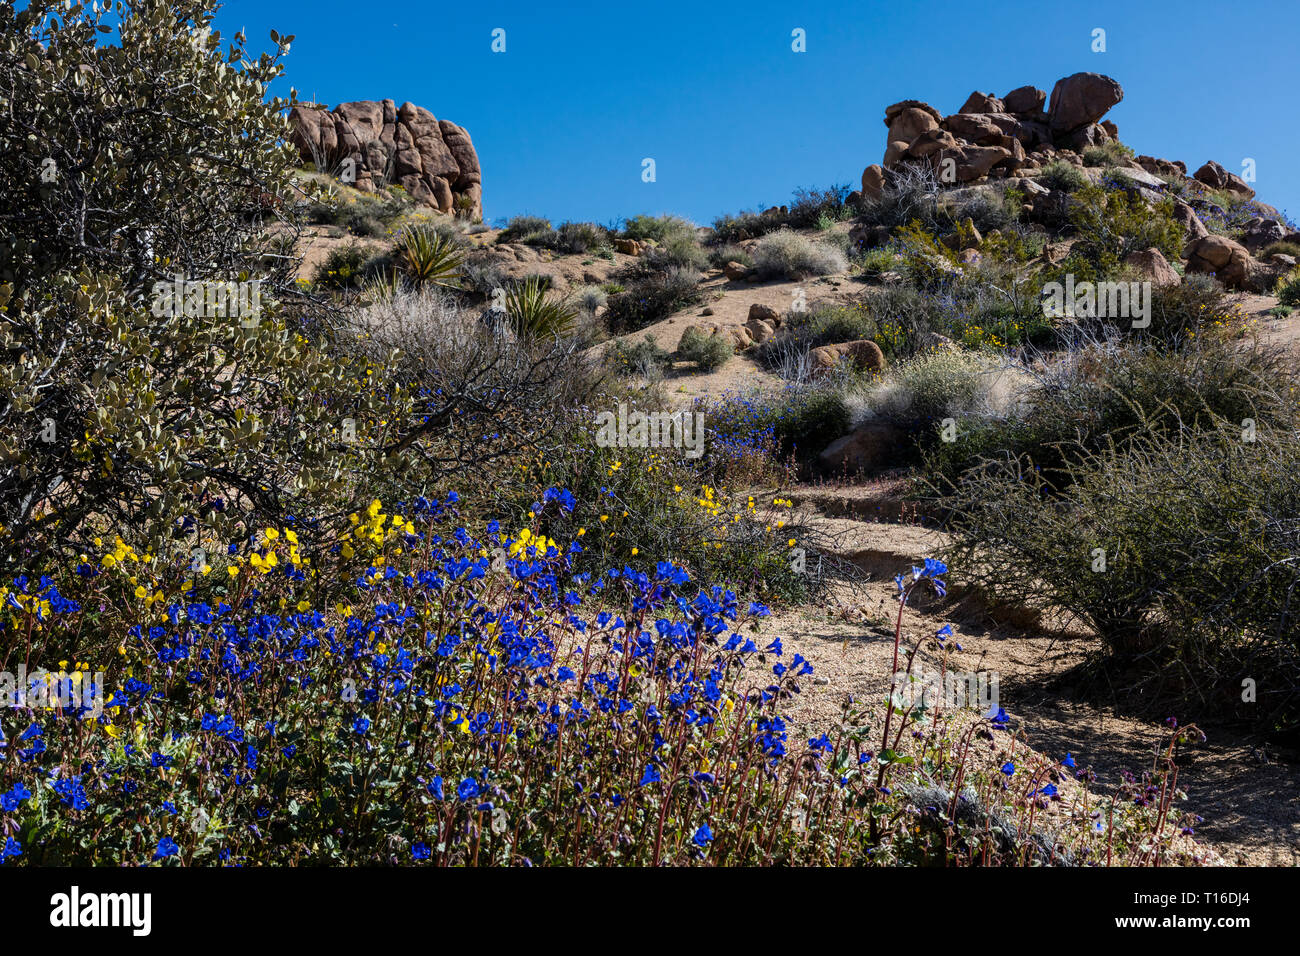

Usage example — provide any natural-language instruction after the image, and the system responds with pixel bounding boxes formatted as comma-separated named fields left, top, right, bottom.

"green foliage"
left=393, top=224, right=465, bottom=290
left=313, top=242, right=376, bottom=290
left=1081, top=140, right=1135, bottom=167
left=1276, top=268, right=1300, bottom=308
left=605, top=335, right=674, bottom=376
left=677, top=327, right=733, bottom=370
left=497, top=215, right=553, bottom=244
left=1064, top=183, right=1184, bottom=274
left=942, top=416, right=1300, bottom=730
left=1037, top=160, right=1088, bottom=193
left=503, top=276, right=577, bottom=339
left=621, top=214, right=698, bottom=245
left=0, top=0, right=382, bottom=569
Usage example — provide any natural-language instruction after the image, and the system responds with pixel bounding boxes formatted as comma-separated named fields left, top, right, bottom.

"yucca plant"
left=394, top=223, right=464, bottom=289
left=504, top=276, right=578, bottom=339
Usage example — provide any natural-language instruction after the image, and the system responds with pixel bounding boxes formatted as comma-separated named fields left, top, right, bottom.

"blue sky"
left=218, top=0, right=1299, bottom=228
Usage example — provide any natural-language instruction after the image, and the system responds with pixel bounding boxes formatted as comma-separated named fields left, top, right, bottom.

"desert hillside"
left=3, top=0, right=1299, bottom=883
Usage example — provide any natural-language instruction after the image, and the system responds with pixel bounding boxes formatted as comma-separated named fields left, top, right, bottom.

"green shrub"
left=497, top=214, right=553, bottom=244
left=643, top=233, right=709, bottom=272
left=555, top=221, right=610, bottom=254
left=313, top=242, right=375, bottom=289
left=605, top=335, right=674, bottom=376
left=1260, top=241, right=1300, bottom=260
left=1276, top=268, right=1300, bottom=307
left=677, top=327, right=733, bottom=370
left=503, top=276, right=577, bottom=339
left=393, top=224, right=465, bottom=289
left=1080, top=140, right=1135, bottom=167
left=942, top=416, right=1300, bottom=730
left=1037, top=159, right=1088, bottom=193
left=1063, top=183, right=1184, bottom=274
left=621, top=214, right=698, bottom=245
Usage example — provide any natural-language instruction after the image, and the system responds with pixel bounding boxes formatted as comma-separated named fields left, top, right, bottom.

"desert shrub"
left=854, top=163, right=943, bottom=232
left=926, top=334, right=1295, bottom=492
left=621, top=214, right=698, bottom=246
left=502, top=276, right=577, bottom=339
left=393, top=224, right=465, bottom=289
left=605, top=267, right=703, bottom=333
left=643, top=233, right=710, bottom=272
left=1080, top=140, right=1135, bottom=167
left=555, top=221, right=611, bottom=254
left=1260, top=241, right=1300, bottom=260
left=863, top=350, right=999, bottom=432
left=460, top=254, right=509, bottom=298
left=0, top=0, right=389, bottom=569
left=677, top=327, right=733, bottom=370
left=497, top=214, right=553, bottom=244
left=752, top=229, right=848, bottom=279
left=570, top=284, right=608, bottom=314
left=313, top=242, right=376, bottom=290
left=1276, top=268, right=1300, bottom=308
left=756, top=301, right=880, bottom=372
left=710, top=186, right=854, bottom=245
left=708, top=244, right=754, bottom=269
left=943, top=418, right=1300, bottom=730
left=892, top=220, right=962, bottom=289
left=605, top=335, right=674, bottom=377
left=1037, top=160, right=1088, bottom=193
left=1061, top=183, right=1183, bottom=276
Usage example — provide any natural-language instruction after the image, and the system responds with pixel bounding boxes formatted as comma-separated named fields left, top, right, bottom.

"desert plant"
left=677, top=327, right=733, bottom=371
left=605, top=267, right=703, bottom=333
left=1276, top=268, right=1300, bottom=308
left=393, top=224, right=465, bottom=289
left=497, top=214, right=553, bottom=244
left=1037, top=159, right=1088, bottom=193
left=752, top=229, right=848, bottom=279
left=503, top=275, right=578, bottom=339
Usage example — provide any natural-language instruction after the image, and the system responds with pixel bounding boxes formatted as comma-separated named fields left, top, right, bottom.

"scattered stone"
left=1193, top=160, right=1255, bottom=199
left=723, top=261, right=748, bottom=281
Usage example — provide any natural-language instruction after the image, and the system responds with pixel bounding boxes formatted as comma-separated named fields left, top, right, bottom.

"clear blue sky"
left=218, top=0, right=1299, bottom=228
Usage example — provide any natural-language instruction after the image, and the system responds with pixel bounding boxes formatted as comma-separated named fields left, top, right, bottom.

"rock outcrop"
left=867, top=72, right=1129, bottom=188
left=289, top=100, right=482, bottom=219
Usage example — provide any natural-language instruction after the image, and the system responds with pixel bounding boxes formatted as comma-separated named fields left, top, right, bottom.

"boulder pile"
left=289, top=100, right=482, bottom=219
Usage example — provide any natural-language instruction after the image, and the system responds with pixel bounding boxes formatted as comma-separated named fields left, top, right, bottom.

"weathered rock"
left=1173, top=200, right=1209, bottom=242
left=289, top=99, right=482, bottom=218
left=1184, top=235, right=1253, bottom=289
left=884, top=100, right=942, bottom=125
left=1193, top=160, right=1255, bottom=199
left=723, top=260, right=748, bottom=281
left=1136, top=155, right=1186, bottom=178
left=1003, top=85, right=1046, bottom=115
left=810, top=339, right=886, bottom=375
left=615, top=238, right=642, bottom=255
left=1047, top=72, right=1124, bottom=134
left=883, top=139, right=911, bottom=169
left=748, top=303, right=781, bottom=324
left=959, top=91, right=1004, bottom=114
left=745, top=318, right=776, bottom=344
left=1125, top=247, right=1180, bottom=286
left=860, top=163, right=886, bottom=199
left=1239, top=217, right=1288, bottom=253
left=888, top=107, right=939, bottom=146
